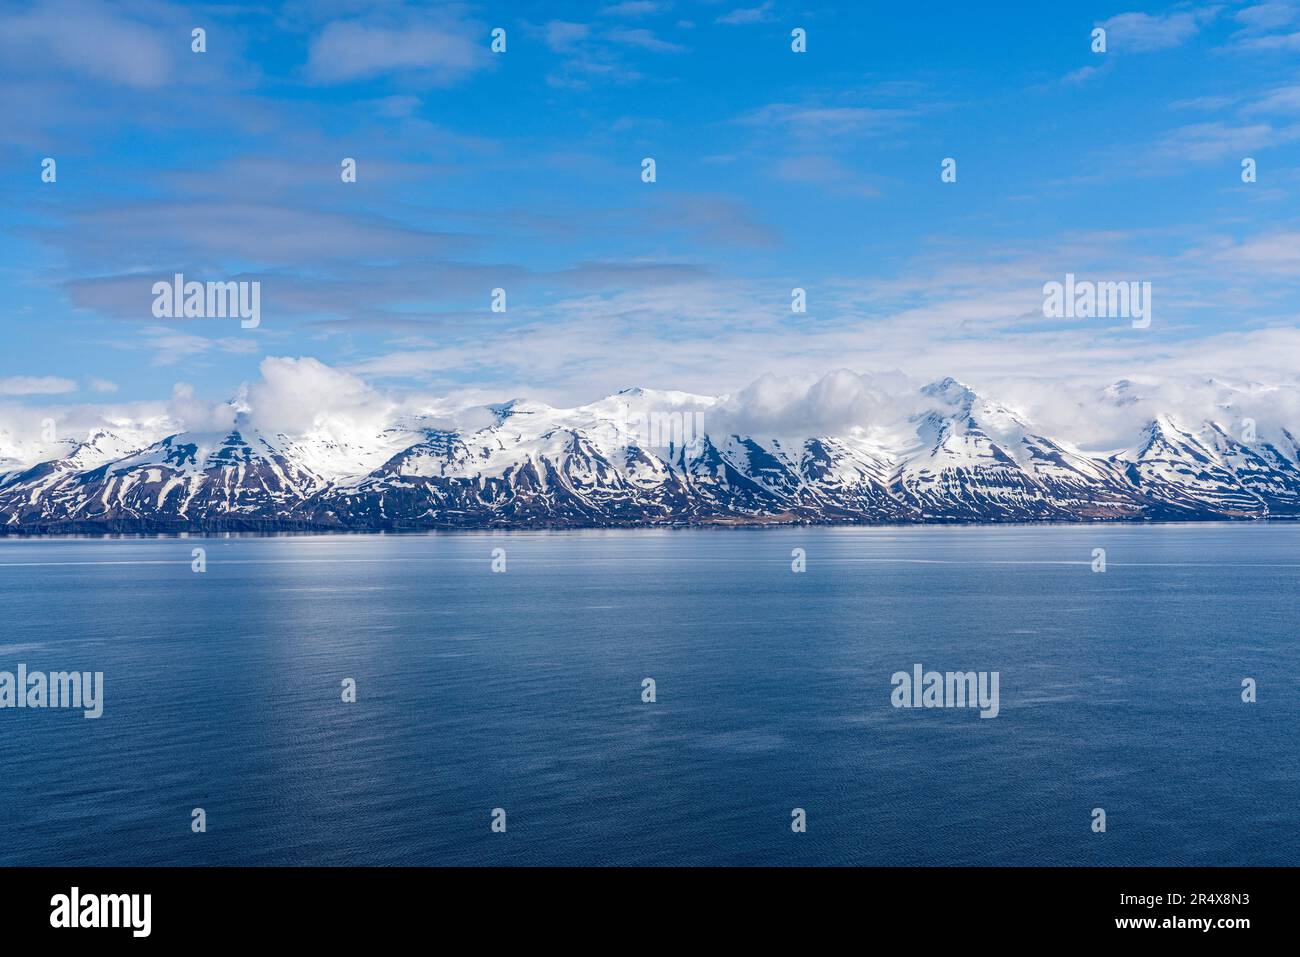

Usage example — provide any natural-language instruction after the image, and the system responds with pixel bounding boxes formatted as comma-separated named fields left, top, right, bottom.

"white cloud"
left=246, top=356, right=392, bottom=435
left=1201, top=230, right=1300, bottom=274
left=1234, top=2, right=1299, bottom=32
left=717, top=369, right=924, bottom=439
left=604, top=27, right=686, bottom=53
left=739, top=103, right=911, bottom=139
left=4, top=349, right=1299, bottom=470
left=770, top=154, right=882, bottom=196
left=1243, top=84, right=1300, bottom=114
left=305, top=20, right=484, bottom=84
left=1061, top=63, right=1110, bottom=85
left=544, top=20, right=591, bottom=53
left=1149, top=120, right=1300, bottom=162
left=600, top=1, right=671, bottom=17
left=0, top=376, right=78, bottom=396
left=1229, top=29, right=1300, bottom=50
left=142, top=327, right=260, bottom=367
left=0, top=0, right=172, bottom=88
left=1099, top=8, right=1220, bottom=52
left=167, top=382, right=236, bottom=433
left=716, top=3, right=775, bottom=26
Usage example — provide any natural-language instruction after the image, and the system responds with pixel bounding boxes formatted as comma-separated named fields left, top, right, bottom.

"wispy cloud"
left=716, top=2, right=776, bottom=26
left=1233, top=1, right=1299, bottom=33
left=738, top=102, right=912, bottom=139
left=1099, top=7, right=1221, bottom=52
left=543, top=20, right=591, bottom=53
left=605, top=27, right=687, bottom=53
left=1148, top=119, right=1300, bottom=162
left=600, top=1, right=673, bottom=18
left=0, top=376, right=78, bottom=396
left=304, top=19, right=486, bottom=84
left=0, top=0, right=174, bottom=88
left=1224, top=0, right=1300, bottom=49
left=1242, top=83, right=1300, bottom=113
left=137, top=328, right=261, bottom=367
left=769, top=155, right=882, bottom=197
left=1228, top=29, right=1300, bottom=50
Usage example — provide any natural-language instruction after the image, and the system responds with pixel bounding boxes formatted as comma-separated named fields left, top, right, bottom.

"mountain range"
left=3, top=377, right=1299, bottom=533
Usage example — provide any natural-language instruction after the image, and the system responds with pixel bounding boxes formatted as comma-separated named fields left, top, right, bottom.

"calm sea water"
left=0, top=524, right=1295, bottom=866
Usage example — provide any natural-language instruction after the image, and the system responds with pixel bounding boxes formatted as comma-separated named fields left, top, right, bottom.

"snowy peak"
left=3, top=377, right=1300, bottom=531
left=488, top=398, right=555, bottom=422
left=921, top=376, right=978, bottom=408
left=918, top=377, right=1032, bottom=437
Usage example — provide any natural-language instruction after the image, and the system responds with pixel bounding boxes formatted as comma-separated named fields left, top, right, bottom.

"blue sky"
left=2, top=0, right=1299, bottom=423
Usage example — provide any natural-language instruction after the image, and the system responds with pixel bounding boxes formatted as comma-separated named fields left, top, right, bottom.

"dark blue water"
left=0, top=524, right=1296, bottom=866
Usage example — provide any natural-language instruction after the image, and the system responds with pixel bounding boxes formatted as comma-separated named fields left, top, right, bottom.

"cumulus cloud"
left=0, top=397, right=176, bottom=470
left=167, top=383, right=237, bottom=433
left=4, top=358, right=1300, bottom=477
left=716, top=370, right=924, bottom=439
left=246, top=356, right=392, bottom=435
left=996, top=374, right=1300, bottom=451
left=712, top=368, right=1300, bottom=453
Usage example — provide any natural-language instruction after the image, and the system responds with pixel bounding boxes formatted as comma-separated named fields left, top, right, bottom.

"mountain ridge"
left=3, top=378, right=1299, bottom=533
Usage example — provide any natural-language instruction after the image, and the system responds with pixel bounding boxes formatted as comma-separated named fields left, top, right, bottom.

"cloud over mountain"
left=4, top=362, right=1299, bottom=532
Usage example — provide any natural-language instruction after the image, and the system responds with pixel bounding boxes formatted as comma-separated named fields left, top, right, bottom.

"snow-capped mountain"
left=3, top=377, right=1299, bottom=533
